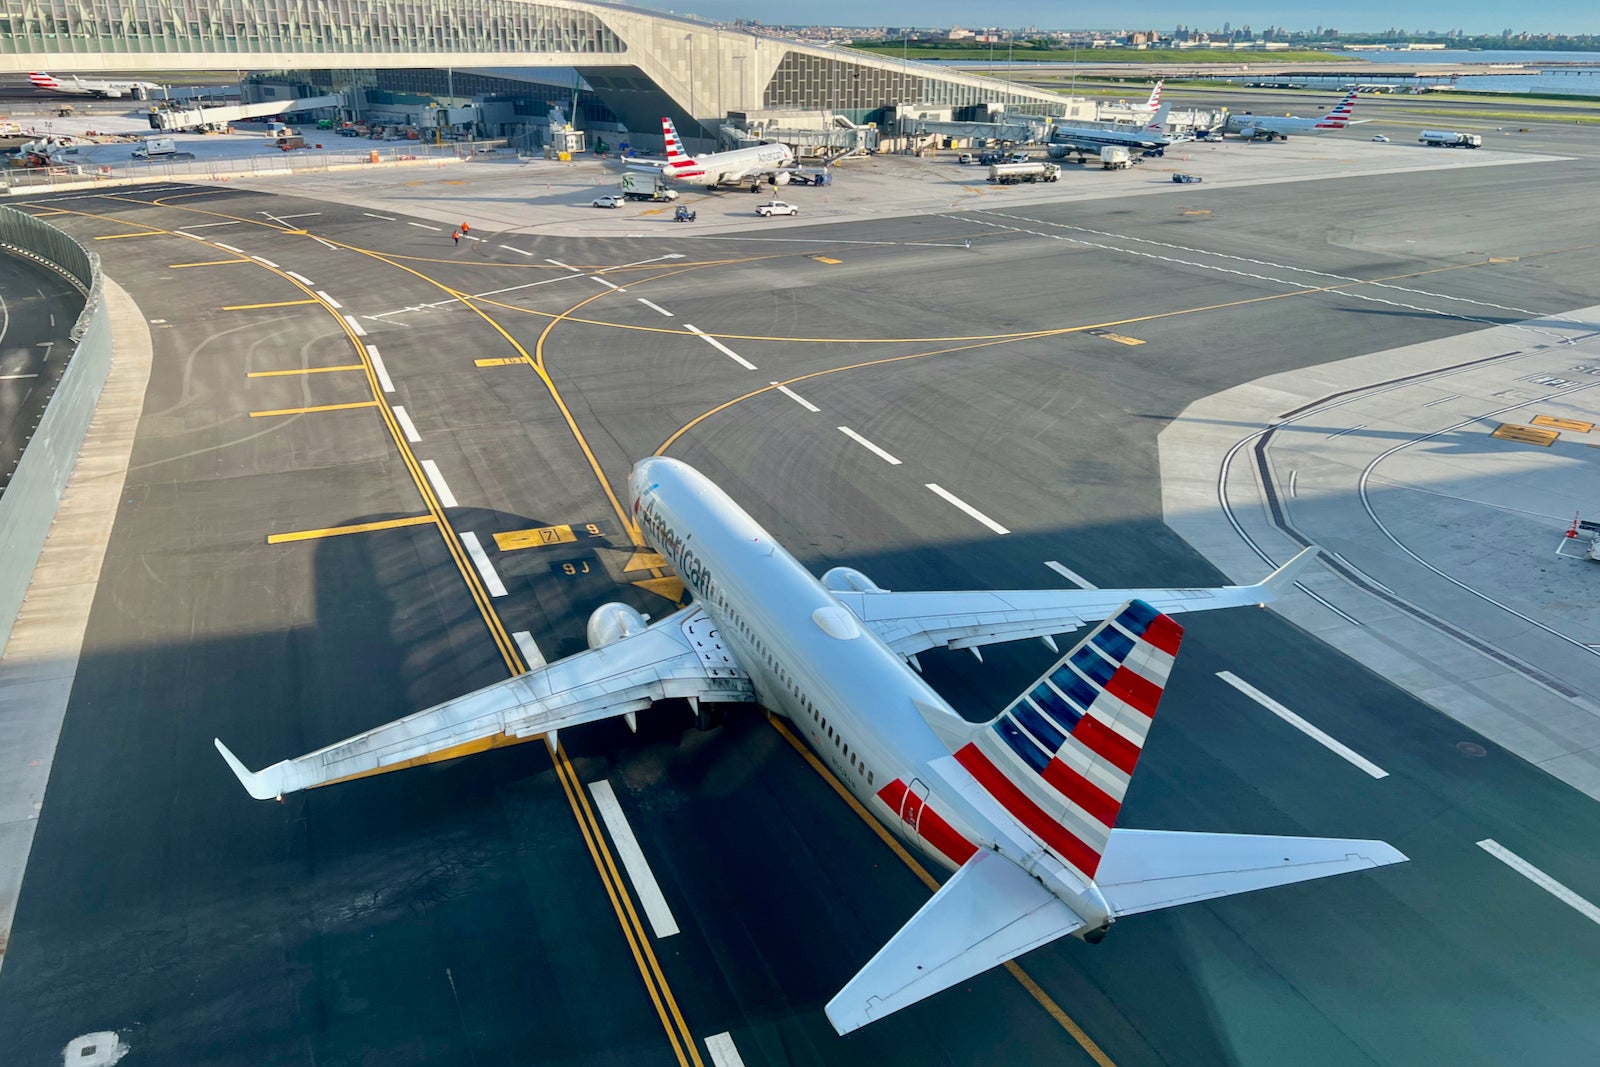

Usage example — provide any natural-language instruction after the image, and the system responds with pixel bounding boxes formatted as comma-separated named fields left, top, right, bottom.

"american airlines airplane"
left=642, top=117, right=795, bottom=190
left=29, top=71, right=161, bottom=99
left=1223, top=89, right=1360, bottom=141
left=216, top=457, right=1405, bottom=1033
left=1131, top=79, right=1163, bottom=114
left=1047, top=104, right=1178, bottom=160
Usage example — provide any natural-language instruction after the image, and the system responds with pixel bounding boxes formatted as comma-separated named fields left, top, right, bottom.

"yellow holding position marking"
left=1531, top=414, right=1593, bottom=433
left=474, top=356, right=530, bottom=367
left=267, top=514, right=437, bottom=544
left=1492, top=423, right=1559, bottom=446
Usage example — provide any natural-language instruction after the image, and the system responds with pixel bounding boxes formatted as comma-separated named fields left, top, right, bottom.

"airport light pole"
left=685, top=33, right=695, bottom=145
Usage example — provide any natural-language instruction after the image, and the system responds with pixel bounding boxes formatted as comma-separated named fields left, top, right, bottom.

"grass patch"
left=847, top=44, right=1352, bottom=64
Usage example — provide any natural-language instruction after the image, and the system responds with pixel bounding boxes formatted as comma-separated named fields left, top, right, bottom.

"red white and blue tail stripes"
left=28, top=72, right=61, bottom=90
left=661, top=117, right=693, bottom=164
left=955, top=600, right=1182, bottom=882
left=1145, top=80, right=1162, bottom=111
left=1315, top=90, right=1359, bottom=129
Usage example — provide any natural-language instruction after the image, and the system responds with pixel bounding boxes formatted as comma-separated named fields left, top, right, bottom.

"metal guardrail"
left=0, top=206, right=107, bottom=657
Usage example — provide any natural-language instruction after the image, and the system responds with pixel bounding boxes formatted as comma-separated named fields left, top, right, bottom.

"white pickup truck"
left=756, top=200, right=799, bottom=218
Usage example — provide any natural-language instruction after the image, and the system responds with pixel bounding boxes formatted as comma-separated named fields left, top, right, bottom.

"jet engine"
left=821, top=567, right=886, bottom=593
left=587, top=602, right=649, bottom=649
left=1238, top=127, right=1262, bottom=140
left=773, top=171, right=791, bottom=185
left=1046, top=144, right=1072, bottom=160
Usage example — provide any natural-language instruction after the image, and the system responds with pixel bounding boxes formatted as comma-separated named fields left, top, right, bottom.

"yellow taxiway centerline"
left=223, top=299, right=320, bottom=311
left=247, top=364, right=366, bottom=378
left=248, top=400, right=380, bottom=418
left=170, top=258, right=250, bottom=268
left=267, top=514, right=437, bottom=544
left=93, top=231, right=164, bottom=240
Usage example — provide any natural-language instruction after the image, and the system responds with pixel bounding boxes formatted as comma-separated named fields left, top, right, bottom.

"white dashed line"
left=501, top=245, right=535, bottom=256
left=1477, top=839, right=1600, bottom=926
left=363, top=212, right=396, bottom=221
left=252, top=255, right=280, bottom=268
left=773, top=383, right=819, bottom=412
left=460, top=531, right=508, bottom=597
left=214, top=243, right=244, bottom=255
left=925, top=484, right=1010, bottom=535
left=838, top=426, right=902, bottom=465
left=407, top=222, right=440, bottom=231
left=366, top=345, right=394, bottom=393
left=421, top=460, right=459, bottom=508
left=704, top=1032, right=748, bottom=1067
left=592, top=277, right=621, bottom=290
left=589, top=780, right=680, bottom=938
left=285, top=271, right=313, bottom=285
left=1218, top=672, right=1389, bottom=779
left=637, top=298, right=673, bottom=316
left=546, top=258, right=581, bottom=272
left=512, top=630, right=547, bottom=670
left=391, top=404, right=422, bottom=443
left=1045, top=561, right=1097, bottom=588
left=316, top=290, right=342, bottom=309
left=342, top=314, right=366, bottom=337
left=173, top=231, right=200, bottom=240
left=312, top=237, right=337, bottom=251
left=683, top=324, right=756, bottom=370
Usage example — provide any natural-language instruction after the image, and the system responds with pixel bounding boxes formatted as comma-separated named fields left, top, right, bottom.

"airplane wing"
left=825, top=848, right=1085, bottom=1035
left=832, top=547, right=1319, bottom=658
left=215, top=607, right=751, bottom=799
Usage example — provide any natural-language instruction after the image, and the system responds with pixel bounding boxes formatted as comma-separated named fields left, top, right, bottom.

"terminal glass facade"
left=0, top=0, right=625, bottom=56
left=763, top=52, right=1050, bottom=111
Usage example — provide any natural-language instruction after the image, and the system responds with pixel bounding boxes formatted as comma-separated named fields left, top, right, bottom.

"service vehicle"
left=1370, top=134, right=1390, bottom=143
left=756, top=200, right=799, bottom=217
left=1100, top=146, right=1132, bottom=170
left=620, top=172, right=679, bottom=202
left=957, top=153, right=974, bottom=164
left=131, top=136, right=177, bottom=159
left=592, top=194, right=624, bottom=208
left=1418, top=130, right=1481, bottom=149
left=673, top=204, right=697, bottom=222
left=1171, top=173, right=1203, bottom=184
left=986, top=161, right=1060, bottom=185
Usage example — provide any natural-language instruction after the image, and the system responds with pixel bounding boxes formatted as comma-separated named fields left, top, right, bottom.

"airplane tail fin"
left=1315, top=90, right=1359, bottom=128
left=950, top=600, right=1182, bottom=884
left=661, top=117, right=693, bottom=162
left=28, top=72, right=60, bottom=89
left=1146, top=102, right=1172, bottom=131
left=1145, top=79, right=1163, bottom=111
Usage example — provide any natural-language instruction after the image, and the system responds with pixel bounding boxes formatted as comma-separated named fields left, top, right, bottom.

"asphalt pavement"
left=0, top=250, right=81, bottom=495
left=1, top=143, right=1599, bottom=1065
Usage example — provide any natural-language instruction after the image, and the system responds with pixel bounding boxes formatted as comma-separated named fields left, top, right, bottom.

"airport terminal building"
left=0, top=0, right=1069, bottom=147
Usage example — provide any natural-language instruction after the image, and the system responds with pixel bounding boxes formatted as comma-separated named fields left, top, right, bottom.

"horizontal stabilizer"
left=825, top=849, right=1084, bottom=1035
left=1094, top=828, right=1407, bottom=917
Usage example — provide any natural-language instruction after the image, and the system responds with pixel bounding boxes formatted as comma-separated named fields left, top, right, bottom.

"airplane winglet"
left=213, top=738, right=284, bottom=801
left=1252, top=545, right=1321, bottom=598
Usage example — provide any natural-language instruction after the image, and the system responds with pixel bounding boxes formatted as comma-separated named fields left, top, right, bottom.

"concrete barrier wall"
left=0, top=206, right=105, bottom=656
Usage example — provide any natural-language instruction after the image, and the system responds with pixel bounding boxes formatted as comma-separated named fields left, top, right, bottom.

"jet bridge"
left=149, top=93, right=345, bottom=131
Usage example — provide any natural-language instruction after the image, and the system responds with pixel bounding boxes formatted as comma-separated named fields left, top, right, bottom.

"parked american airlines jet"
left=216, top=457, right=1405, bottom=1033
left=29, top=71, right=161, bottom=99
left=1131, top=79, right=1163, bottom=114
left=1223, top=89, right=1360, bottom=141
left=644, top=117, right=795, bottom=190
left=1047, top=103, right=1178, bottom=160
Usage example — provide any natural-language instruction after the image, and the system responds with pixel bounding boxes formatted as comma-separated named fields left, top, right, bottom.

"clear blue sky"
left=639, top=3, right=1599, bottom=36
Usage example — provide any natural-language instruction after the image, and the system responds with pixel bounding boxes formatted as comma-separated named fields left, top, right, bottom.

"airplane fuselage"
left=663, top=143, right=793, bottom=188
left=628, top=457, right=1111, bottom=928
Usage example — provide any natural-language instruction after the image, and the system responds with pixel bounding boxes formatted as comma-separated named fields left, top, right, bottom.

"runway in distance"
left=28, top=71, right=161, bottom=98
left=1223, top=88, right=1361, bottom=140
left=1047, top=104, right=1177, bottom=160
left=216, top=457, right=1406, bottom=1033
left=638, top=116, right=796, bottom=190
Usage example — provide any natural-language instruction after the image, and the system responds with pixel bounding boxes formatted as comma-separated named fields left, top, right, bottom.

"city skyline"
left=641, top=2, right=1600, bottom=37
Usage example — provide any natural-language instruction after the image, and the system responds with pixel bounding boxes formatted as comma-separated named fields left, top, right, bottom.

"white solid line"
left=773, top=383, right=819, bottom=412
left=391, top=404, right=422, bottom=443
left=181, top=221, right=240, bottom=229
left=1478, top=840, right=1600, bottom=926
left=421, top=459, right=459, bottom=508
left=342, top=314, right=366, bottom=337
left=501, top=245, right=534, bottom=256
left=366, top=345, right=395, bottom=393
left=1217, top=672, right=1389, bottom=779
left=704, top=1032, right=747, bottom=1067
left=214, top=242, right=244, bottom=254
left=316, top=290, right=342, bottom=309
left=512, top=630, right=547, bottom=670
left=0, top=373, right=39, bottom=381
left=592, top=277, right=620, bottom=290
left=460, top=531, right=508, bottom=597
left=838, top=426, right=902, bottom=465
left=925, top=483, right=1010, bottom=535
left=1045, top=561, right=1097, bottom=589
left=546, top=258, right=580, bottom=271
left=274, top=212, right=321, bottom=220
left=363, top=212, right=396, bottom=221
left=637, top=298, right=673, bottom=316
left=252, top=255, right=280, bottom=268
left=683, top=324, right=757, bottom=370
left=407, top=221, right=440, bottom=230
left=285, top=270, right=313, bottom=285
left=588, top=780, right=680, bottom=938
